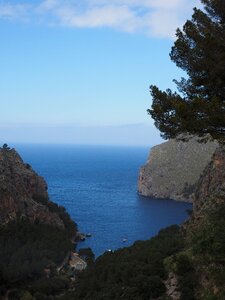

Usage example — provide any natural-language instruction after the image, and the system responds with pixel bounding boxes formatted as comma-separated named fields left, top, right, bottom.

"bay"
left=16, top=144, right=192, bottom=257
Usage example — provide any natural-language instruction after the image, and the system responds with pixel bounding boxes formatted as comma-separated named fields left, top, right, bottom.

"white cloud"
left=0, top=0, right=199, bottom=38
left=0, top=3, right=30, bottom=20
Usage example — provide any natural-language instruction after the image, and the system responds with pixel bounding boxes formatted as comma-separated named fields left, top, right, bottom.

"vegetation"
left=0, top=195, right=78, bottom=299
left=39, top=1, right=225, bottom=298
left=59, top=200, right=225, bottom=300
left=0, top=219, right=73, bottom=292
left=190, top=201, right=225, bottom=299
left=148, top=0, right=225, bottom=143
left=32, top=194, right=77, bottom=237
left=0, top=1, right=224, bottom=299
left=2, top=143, right=11, bottom=150
left=78, top=248, right=95, bottom=266
left=71, top=225, right=184, bottom=299
left=0, top=198, right=224, bottom=299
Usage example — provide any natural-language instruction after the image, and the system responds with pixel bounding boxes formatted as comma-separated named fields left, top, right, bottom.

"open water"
left=16, top=144, right=192, bottom=257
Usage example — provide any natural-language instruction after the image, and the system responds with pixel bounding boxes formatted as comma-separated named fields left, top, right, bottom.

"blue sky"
left=0, top=0, right=198, bottom=146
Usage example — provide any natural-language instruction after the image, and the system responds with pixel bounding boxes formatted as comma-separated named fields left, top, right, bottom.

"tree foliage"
left=72, top=225, right=184, bottom=300
left=0, top=219, right=73, bottom=289
left=148, top=0, right=225, bottom=143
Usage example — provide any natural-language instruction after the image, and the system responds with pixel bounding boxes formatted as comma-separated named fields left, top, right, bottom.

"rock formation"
left=138, top=137, right=218, bottom=202
left=183, top=144, right=225, bottom=233
left=193, top=144, right=225, bottom=212
left=0, top=145, right=65, bottom=227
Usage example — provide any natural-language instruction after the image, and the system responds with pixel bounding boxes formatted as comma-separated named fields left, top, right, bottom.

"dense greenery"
left=190, top=201, right=225, bottom=299
left=1, top=202, right=224, bottom=299
left=72, top=225, right=184, bottom=300
left=0, top=180, right=79, bottom=297
left=63, top=200, right=225, bottom=300
left=0, top=219, right=74, bottom=299
left=148, top=0, right=225, bottom=143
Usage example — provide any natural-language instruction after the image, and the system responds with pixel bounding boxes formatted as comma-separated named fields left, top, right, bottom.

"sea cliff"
left=138, top=137, right=218, bottom=202
left=0, top=144, right=77, bottom=232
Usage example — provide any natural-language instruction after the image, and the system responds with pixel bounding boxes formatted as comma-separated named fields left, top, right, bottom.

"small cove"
left=17, top=144, right=192, bottom=257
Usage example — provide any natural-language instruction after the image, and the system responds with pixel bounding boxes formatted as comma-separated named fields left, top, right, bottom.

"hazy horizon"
left=0, top=0, right=199, bottom=146
left=0, top=122, right=164, bottom=147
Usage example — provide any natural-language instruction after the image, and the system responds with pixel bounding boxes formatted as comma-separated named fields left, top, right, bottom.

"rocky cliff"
left=0, top=145, right=66, bottom=227
left=138, top=137, right=218, bottom=202
left=181, top=144, right=225, bottom=299
left=193, top=144, right=225, bottom=212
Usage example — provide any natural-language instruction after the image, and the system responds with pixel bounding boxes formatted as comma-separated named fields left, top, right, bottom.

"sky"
left=0, top=0, right=199, bottom=146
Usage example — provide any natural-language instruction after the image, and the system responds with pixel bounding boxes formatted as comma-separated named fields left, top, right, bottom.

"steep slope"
left=183, top=145, right=225, bottom=299
left=138, top=137, right=218, bottom=202
left=0, top=145, right=78, bottom=297
left=0, top=145, right=66, bottom=227
left=193, top=145, right=225, bottom=212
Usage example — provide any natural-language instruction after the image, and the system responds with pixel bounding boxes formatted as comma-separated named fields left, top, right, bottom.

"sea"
left=16, top=144, right=192, bottom=257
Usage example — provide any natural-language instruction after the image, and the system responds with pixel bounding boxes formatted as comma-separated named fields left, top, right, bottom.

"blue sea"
left=16, top=144, right=192, bottom=257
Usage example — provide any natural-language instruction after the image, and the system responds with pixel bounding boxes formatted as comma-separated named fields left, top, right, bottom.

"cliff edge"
left=0, top=144, right=74, bottom=230
left=138, top=137, right=218, bottom=202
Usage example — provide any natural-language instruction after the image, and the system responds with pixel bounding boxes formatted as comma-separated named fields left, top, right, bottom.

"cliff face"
left=182, top=145, right=225, bottom=298
left=0, top=145, right=64, bottom=227
left=193, top=144, right=225, bottom=212
left=138, top=137, right=218, bottom=202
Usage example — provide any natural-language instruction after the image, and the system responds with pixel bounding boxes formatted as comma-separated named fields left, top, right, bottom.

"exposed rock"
left=164, top=272, right=181, bottom=300
left=183, top=145, right=225, bottom=297
left=138, top=137, right=218, bottom=202
left=193, top=144, right=225, bottom=212
left=0, top=145, right=64, bottom=227
left=69, top=252, right=87, bottom=271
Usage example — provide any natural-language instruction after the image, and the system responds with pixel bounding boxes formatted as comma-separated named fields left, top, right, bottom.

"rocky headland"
left=0, top=144, right=73, bottom=229
left=138, top=137, right=218, bottom=202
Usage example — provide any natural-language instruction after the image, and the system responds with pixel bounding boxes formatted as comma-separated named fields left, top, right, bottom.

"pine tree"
left=148, top=0, right=225, bottom=143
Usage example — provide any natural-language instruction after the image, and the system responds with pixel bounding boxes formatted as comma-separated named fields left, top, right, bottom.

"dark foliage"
left=72, top=225, right=184, bottom=299
left=175, top=254, right=197, bottom=300
left=30, top=276, right=70, bottom=296
left=78, top=248, right=95, bottom=266
left=0, top=219, right=73, bottom=289
left=32, top=194, right=77, bottom=237
left=148, top=0, right=225, bottom=143
left=191, top=201, right=225, bottom=285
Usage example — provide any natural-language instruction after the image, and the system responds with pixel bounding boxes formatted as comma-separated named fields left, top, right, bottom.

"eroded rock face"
left=193, top=145, right=225, bottom=212
left=165, top=273, right=180, bottom=300
left=138, top=137, right=218, bottom=202
left=0, top=146, right=64, bottom=227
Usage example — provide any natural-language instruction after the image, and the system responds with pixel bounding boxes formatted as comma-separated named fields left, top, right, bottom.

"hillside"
left=1, top=143, right=224, bottom=299
left=67, top=144, right=225, bottom=300
left=0, top=145, right=78, bottom=299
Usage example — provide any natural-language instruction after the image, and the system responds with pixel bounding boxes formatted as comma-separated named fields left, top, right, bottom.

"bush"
left=73, top=225, right=184, bottom=299
left=0, top=219, right=73, bottom=285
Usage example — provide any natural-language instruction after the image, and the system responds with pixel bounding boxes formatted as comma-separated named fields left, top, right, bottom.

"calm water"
left=16, top=144, right=192, bottom=257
